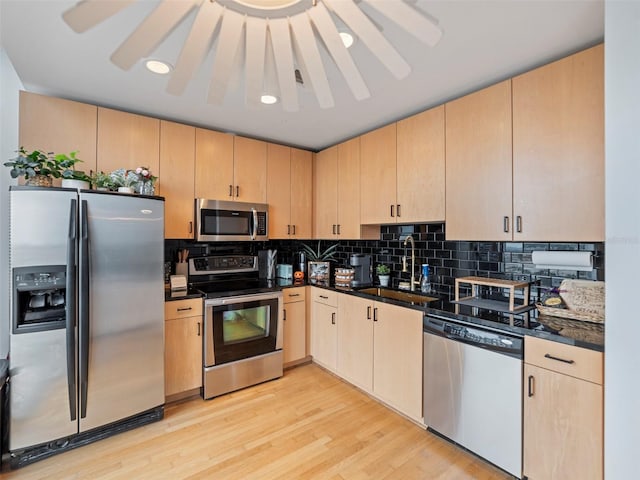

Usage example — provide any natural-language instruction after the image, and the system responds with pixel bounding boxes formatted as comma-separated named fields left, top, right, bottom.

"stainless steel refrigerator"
left=8, top=186, right=165, bottom=467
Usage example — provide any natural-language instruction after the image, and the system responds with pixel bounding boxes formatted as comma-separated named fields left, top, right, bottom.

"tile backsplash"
left=166, top=222, right=604, bottom=302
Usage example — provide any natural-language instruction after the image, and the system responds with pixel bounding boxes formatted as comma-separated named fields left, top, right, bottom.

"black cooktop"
left=191, top=278, right=277, bottom=299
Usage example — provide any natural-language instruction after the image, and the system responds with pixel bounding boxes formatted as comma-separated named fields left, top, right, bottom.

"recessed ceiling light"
left=145, top=60, right=172, bottom=75
left=261, top=94, right=278, bottom=105
left=339, top=32, right=354, bottom=49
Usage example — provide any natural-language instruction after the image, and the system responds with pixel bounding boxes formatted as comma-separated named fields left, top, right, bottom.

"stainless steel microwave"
left=195, top=199, right=268, bottom=242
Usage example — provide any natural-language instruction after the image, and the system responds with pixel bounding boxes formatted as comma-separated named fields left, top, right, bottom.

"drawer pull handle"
left=528, top=375, right=534, bottom=397
left=177, top=307, right=193, bottom=312
left=544, top=353, right=575, bottom=364
left=288, top=293, right=300, bottom=297
left=319, top=295, right=329, bottom=299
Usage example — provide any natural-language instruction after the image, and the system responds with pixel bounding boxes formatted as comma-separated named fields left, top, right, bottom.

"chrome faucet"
left=402, top=235, right=417, bottom=292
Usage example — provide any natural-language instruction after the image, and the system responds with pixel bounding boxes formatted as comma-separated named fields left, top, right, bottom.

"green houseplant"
left=110, top=168, right=139, bottom=193
left=3, top=147, right=62, bottom=186
left=376, top=264, right=391, bottom=287
left=301, top=241, right=338, bottom=283
left=56, top=151, right=91, bottom=189
left=91, top=171, right=115, bottom=191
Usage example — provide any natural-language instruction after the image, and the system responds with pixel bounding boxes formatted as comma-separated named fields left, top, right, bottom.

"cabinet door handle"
left=390, top=205, right=395, bottom=217
left=367, top=306, right=371, bottom=320
left=229, top=185, right=233, bottom=197
left=373, top=307, right=378, bottom=322
left=503, top=216, right=510, bottom=233
left=283, top=309, right=287, bottom=321
left=544, top=353, right=575, bottom=364
left=189, top=221, right=193, bottom=234
left=331, top=312, right=336, bottom=325
left=332, top=224, right=336, bottom=235
left=197, top=322, right=201, bottom=336
left=292, top=225, right=296, bottom=235
left=287, top=225, right=291, bottom=235
left=177, top=307, right=192, bottom=312
left=516, top=216, right=522, bottom=233
left=528, top=375, right=534, bottom=397
left=397, top=204, right=401, bottom=217
left=336, top=224, right=340, bottom=235
left=236, top=185, right=239, bottom=197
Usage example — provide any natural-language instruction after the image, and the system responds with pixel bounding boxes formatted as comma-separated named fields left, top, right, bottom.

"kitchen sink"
left=356, top=287, right=439, bottom=305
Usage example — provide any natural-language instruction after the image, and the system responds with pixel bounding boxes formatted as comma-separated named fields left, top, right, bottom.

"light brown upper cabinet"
left=512, top=44, right=604, bottom=241
left=233, top=136, right=267, bottom=203
left=396, top=106, right=446, bottom=223
left=267, top=144, right=312, bottom=239
left=360, top=123, right=397, bottom=224
left=194, top=128, right=234, bottom=200
left=19, top=91, right=97, bottom=175
left=445, top=80, right=514, bottom=241
left=313, top=138, right=374, bottom=239
left=160, top=120, right=195, bottom=239
left=96, top=107, right=159, bottom=179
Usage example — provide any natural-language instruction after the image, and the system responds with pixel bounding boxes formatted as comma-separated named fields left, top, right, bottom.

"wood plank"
left=313, top=146, right=338, bottom=239
left=360, top=123, right=397, bottom=224
left=266, top=142, right=291, bottom=238
left=290, top=148, right=313, bottom=238
left=7, top=364, right=511, bottom=479
left=194, top=128, right=234, bottom=200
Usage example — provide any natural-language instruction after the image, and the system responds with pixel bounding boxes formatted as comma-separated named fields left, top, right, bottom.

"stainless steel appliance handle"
left=251, top=208, right=257, bottom=240
left=80, top=199, right=90, bottom=418
left=66, top=198, right=77, bottom=421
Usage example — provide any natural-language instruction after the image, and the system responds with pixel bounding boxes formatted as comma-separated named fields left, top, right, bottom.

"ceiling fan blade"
left=268, top=17, right=299, bottom=112
left=363, top=0, right=443, bottom=46
left=308, top=2, right=370, bottom=101
left=290, top=12, right=334, bottom=109
left=167, top=1, right=223, bottom=95
left=111, top=0, right=199, bottom=71
left=207, top=8, right=245, bottom=104
left=324, top=0, right=411, bottom=80
left=62, top=0, right=136, bottom=33
left=245, top=16, right=267, bottom=108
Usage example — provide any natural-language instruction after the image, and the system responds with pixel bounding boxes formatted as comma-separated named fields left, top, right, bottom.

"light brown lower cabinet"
left=164, top=299, right=203, bottom=398
left=283, top=287, right=307, bottom=365
left=310, top=288, right=338, bottom=372
left=523, top=336, right=603, bottom=480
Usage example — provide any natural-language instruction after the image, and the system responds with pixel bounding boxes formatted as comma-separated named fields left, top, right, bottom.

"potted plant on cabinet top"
left=110, top=169, right=139, bottom=193
left=134, top=166, right=157, bottom=195
left=91, top=171, right=115, bottom=191
left=376, top=264, right=391, bottom=287
left=56, top=151, right=91, bottom=189
left=301, top=241, right=338, bottom=284
left=3, top=147, right=62, bottom=187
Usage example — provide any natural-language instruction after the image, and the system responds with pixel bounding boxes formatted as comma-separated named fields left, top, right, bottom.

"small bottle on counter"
left=420, top=264, right=431, bottom=294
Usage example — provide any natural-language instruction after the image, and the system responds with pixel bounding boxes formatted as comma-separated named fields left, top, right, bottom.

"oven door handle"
left=251, top=208, right=258, bottom=240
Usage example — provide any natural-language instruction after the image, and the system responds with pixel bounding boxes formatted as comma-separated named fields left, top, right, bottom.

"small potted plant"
left=3, top=147, right=62, bottom=186
left=91, top=171, right=116, bottom=191
left=376, top=264, right=391, bottom=287
left=56, top=151, right=91, bottom=189
left=301, top=241, right=338, bottom=284
left=110, top=168, right=139, bottom=193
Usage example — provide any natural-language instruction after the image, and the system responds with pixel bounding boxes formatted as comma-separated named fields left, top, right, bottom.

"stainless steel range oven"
left=190, top=254, right=283, bottom=399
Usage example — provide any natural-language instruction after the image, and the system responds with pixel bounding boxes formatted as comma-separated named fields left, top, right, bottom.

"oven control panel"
left=190, top=255, right=258, bottom=275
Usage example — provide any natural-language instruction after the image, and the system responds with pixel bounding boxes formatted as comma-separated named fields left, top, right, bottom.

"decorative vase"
left=118, top=186, right=134, bottom=194
left=61, top=179, right=90, bottom=190
left=378, top=275, right=390, bottom=287
left=138, top=181, right=155, bottom=196
left=25, top=175, right=52, bottom=187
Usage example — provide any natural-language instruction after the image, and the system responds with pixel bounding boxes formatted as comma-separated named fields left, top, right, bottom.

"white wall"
left=0, top=35, right=23, bottom=356
left=604, top=2, right=640, bottom=478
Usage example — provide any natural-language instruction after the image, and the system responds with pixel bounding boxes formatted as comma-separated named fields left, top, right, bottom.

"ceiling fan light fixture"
left=261, top=94, right=279, bottom=104
left=145, top=59, right=172, bottom=74
left=339, top=31, right=354, bottom=48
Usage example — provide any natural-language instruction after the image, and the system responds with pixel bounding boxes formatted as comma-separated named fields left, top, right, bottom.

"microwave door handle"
left=251, top=208, right=257, bottom=240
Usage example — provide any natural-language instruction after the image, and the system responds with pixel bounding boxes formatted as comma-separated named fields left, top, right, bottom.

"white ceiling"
left=0, top=0, right=603, bottom=151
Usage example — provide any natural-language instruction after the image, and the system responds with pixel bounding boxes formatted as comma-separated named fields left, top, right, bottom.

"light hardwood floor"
left=2, top=364, right=511, bottom=479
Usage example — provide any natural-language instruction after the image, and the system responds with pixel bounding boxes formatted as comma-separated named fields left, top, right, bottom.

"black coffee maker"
left=349, top=254, right=372, bottom=287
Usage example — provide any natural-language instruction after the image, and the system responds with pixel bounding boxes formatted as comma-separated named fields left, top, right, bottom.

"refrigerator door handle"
left=80, top=200, right=90, bottom=418
left=66, top=198, right=77, bottom=421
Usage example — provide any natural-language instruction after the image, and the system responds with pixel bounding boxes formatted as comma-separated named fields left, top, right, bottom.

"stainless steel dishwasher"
left=423, top=314, right=523, bottom=478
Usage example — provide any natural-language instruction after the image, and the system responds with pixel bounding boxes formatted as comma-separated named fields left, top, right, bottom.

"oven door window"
left=211, top=298, right=279, bottom=365
left=201, top=209, right=252, bottom=237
